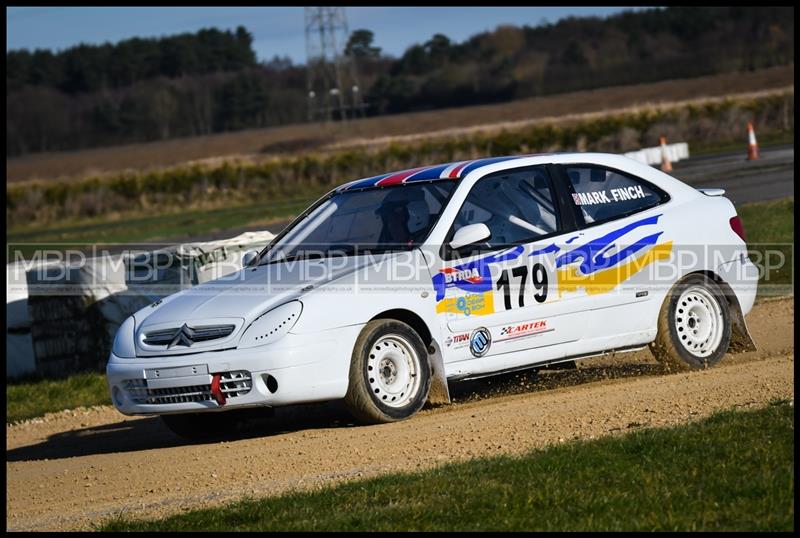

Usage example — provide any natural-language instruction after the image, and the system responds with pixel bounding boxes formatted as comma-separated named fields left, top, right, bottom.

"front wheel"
left=344, top=319, right=431, bottom=424
left=649, top=273, right=732, bottom=371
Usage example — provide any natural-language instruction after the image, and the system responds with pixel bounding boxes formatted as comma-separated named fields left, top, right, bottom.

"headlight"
left=239, top=301, right=302, bottom=349
left=112, top=316, right=136, bottom=358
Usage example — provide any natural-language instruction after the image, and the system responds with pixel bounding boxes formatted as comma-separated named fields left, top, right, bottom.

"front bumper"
left=106, top=325, right=363, bottom=415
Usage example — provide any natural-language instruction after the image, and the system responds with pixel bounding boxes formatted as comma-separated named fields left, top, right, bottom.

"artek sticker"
left=496, top=319, right=553, bottom=342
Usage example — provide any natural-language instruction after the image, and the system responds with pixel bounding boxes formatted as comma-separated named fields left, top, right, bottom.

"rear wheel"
left=650, top=273, right=732, bottom=371
left=344, top=319, right=431, bottom=424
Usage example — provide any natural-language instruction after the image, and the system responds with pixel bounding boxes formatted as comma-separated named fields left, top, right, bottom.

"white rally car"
left=107, top=153, right=759, bottom=438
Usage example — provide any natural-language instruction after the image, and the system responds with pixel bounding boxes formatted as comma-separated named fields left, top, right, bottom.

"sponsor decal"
left=571, top=186, right=646, bottom=206
left=444, top=267, right=482, bottom=285
left=469, top=327, right=492, bottom=358
left=433, top=245, right=524, bottom=301
left=445, top=332, right=471, bottom=348
left=436, top=292, right=494, bottom=317
left=496, top=319, right=553, bottom=342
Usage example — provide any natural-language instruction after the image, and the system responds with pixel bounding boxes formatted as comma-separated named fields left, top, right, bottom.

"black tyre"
left=649, top=273, right=732, bottom=371
left=344, top=319, right=431, bottom=424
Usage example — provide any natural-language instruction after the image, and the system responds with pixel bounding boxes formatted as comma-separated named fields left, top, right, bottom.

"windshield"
left=260, top=182, right=457, bottom=263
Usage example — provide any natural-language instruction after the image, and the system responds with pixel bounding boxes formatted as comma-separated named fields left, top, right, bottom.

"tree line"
left=6, top=6, right=794, bottom=157
left=7, top=26, right=257, bottom=93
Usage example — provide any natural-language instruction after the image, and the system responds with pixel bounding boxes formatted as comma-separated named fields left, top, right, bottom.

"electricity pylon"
left=304, top=7, right=365, bottom=122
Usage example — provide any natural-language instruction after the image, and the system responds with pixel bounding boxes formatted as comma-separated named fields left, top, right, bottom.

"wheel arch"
left=369, top=308, right=450, bottom=406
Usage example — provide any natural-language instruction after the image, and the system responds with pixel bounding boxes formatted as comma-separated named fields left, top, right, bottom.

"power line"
left=304, top=7, right=365, bottom=123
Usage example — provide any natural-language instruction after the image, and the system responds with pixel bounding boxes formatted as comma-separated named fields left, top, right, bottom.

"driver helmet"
left=375, top=187, right=430, bottom=235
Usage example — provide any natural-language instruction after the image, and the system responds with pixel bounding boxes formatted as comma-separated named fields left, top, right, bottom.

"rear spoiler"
left=697, top=188, right=726, bottom=196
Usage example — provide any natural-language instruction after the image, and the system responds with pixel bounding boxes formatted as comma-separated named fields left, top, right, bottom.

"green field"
left=738, top=197, right=794, bottom=297
left=688, top=130, right=793, bottom=157
left=5, top=197, right=793, bottom=424
left=6, top=194, right=322, bottom=261
left=6, top=372, right=110, bottom=424
left=100, top=401, right=794, bottom=531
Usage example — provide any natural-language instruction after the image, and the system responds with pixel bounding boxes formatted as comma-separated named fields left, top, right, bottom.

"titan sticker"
left=445, top=333, right=470, bottom=349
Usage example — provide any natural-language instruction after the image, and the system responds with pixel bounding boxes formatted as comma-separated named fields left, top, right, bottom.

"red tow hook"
left=210, top=374, right=226, bottom=406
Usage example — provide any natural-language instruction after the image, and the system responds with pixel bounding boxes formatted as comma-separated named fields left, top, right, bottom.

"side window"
left=448, top=167, right=561, bottom=259
left=565, top=166, right=666, bottom=225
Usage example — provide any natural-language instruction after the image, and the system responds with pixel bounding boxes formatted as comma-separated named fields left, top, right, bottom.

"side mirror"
left=242, top=250, right=258, bottom=267
left=449, top=223, right=491, bottom=250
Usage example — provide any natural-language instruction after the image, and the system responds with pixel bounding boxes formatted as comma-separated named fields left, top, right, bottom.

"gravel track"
left=6, top=297, right=794, bottom=531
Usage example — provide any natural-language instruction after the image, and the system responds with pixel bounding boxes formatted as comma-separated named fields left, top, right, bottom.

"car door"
left=553, top=163, right=673, bottom=338
left=430, top=164, right=587, bottom=368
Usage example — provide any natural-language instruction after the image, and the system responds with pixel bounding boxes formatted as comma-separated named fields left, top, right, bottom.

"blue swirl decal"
left=529, top=243, right=562, bottom=256
left=555, top=214, right=663, bottom=275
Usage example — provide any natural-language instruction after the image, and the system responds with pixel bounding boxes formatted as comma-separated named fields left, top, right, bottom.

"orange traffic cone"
left=747, top=122, right=759, bottom=160
left=659, top=136, right=673, bottom=172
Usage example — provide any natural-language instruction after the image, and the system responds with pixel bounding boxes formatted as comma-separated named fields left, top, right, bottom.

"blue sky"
left=7, top=7, right=644, bottom=64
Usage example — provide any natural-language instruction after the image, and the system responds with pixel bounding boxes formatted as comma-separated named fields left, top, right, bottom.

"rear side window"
left=564, top=166, right=668, bottom=225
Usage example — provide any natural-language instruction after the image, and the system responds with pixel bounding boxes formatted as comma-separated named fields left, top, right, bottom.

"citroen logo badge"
left=167, top=324, right=194, bottom=349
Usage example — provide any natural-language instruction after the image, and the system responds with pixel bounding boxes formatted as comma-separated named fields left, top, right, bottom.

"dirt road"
left=6, top=297, right=794, bottom=531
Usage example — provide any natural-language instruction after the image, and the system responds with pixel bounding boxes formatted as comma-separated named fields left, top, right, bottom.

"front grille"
left=143, top=324, right=236, bottom=346
left=123, top=371, right=252, bottom=405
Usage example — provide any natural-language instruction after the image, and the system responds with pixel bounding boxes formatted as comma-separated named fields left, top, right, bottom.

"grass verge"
left=6, top=372, right=110, bottom=424
left=739, top=197, right=795, bottom=299
left=689, top=130, right=794, bottom=157
left=100, top=401, right=794, bottom=531
left=6, top=195, right=320, bottom=246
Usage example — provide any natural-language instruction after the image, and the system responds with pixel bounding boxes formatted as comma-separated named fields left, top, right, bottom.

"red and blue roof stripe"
left=336, top=154, right=539, bottom=192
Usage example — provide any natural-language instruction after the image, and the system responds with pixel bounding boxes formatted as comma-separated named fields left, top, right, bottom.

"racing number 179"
left=496, top=263, right=548, bottom=310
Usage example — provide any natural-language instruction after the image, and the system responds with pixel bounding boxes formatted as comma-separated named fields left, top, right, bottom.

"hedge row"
left=7, top=92, right=793, bottom=229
